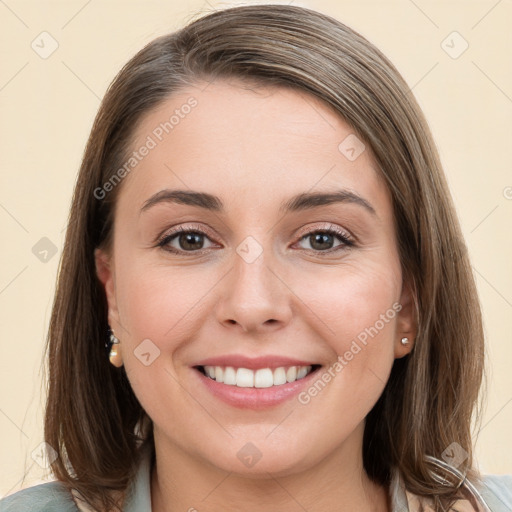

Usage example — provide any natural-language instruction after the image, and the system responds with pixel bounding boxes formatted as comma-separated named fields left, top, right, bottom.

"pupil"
left=181, top=233, right=203, bottom=250
left=311, top=233, right=332, bottom=250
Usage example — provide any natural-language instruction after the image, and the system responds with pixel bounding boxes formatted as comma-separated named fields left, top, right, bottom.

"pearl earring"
left=108, top=328, right=123, bottom=366
left=401, top=337, right=409, bottom=346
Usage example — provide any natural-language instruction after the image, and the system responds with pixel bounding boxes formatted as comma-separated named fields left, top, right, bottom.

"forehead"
left=116, top=79, right=391, bottom=218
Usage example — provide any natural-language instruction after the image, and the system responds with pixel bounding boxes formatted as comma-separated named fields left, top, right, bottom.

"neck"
left=150, top=424, right=390, bottom=512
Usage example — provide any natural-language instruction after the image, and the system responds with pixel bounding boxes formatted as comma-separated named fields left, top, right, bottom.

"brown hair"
left=45, top=4, right=485, bottom=511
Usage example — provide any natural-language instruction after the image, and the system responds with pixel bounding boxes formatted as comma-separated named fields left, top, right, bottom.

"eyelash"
left=155, top=223, right=355, bottom=256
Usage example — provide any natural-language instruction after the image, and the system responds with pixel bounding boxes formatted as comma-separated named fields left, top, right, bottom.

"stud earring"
left=401, top=337, right=409, bottom=346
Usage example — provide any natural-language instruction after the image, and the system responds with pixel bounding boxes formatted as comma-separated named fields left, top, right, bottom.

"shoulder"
left=477, top=473, right=512, bottom=511
left=0, top=481, right=78, bottom=512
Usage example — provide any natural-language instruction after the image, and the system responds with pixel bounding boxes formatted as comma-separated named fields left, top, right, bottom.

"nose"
left=215, top=242, right=293, bottom=334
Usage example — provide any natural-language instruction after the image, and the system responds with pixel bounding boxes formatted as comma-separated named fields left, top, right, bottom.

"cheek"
left=114, top=252, right=215, bottom=341
left=114, top=262, right=206, bottom=425
left=293, top=262, right=401, bottom=390
left=112, top=259, right=221, bottom=407
left=293, top=267, right=400, bottom=433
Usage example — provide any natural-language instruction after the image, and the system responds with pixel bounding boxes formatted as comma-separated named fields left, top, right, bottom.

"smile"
left=196, top=365, right=319, bottom=388
left=193, top=363, right=322, bottom=410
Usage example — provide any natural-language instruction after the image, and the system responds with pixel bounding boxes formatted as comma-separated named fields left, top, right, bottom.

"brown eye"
left=157, top=228, right=216, bottom=254
left=175, top=232, right=206, bottom=251
left=307, top=232, right=336, bottom=251
left=296, top=227, right=354, bottom=253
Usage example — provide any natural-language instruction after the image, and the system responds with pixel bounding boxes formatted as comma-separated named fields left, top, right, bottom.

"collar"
left=123, top=441, right=154, bottom=512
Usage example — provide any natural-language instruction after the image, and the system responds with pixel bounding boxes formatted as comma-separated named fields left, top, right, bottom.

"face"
left=95, top=79, right=416, bottom=477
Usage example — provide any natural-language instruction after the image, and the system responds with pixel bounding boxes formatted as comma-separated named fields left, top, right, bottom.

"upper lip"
left=193, top=355, right=320, bottom=370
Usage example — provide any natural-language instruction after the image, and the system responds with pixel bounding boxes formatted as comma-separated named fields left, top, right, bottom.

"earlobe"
left=95, top=248, right=124, bottom=367
left=395, top=279, right=418, bottom=358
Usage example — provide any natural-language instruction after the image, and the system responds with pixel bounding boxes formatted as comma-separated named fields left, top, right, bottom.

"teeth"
left=236, top=368, right=254, bottom=387
left=202, top=365, right=314, bottom=387
left=254, top=368, right=273, bottom=388
left=286, top=366, right=297, bottom=382
left=273, top=367, right=287, bottom=386
left=223, top=366, right=237, bottom=385
left=296, top=366, right=308, bottom=379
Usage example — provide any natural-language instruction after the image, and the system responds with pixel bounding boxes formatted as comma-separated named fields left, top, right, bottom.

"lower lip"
left=193, top=367, right=321, bottom=410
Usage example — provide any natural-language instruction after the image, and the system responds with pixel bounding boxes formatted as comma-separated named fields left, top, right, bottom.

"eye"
left=155, top=223, right=354, bottom=256
left=294, top=225, right=354, bottom=254
left=156, top=224, right=217, bottom=254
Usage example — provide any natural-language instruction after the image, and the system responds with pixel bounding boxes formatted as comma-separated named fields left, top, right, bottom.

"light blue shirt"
left=1, top=443, right=511, bottom=511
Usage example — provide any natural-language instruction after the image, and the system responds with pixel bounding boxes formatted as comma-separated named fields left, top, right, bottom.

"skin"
left=95, top=78, right=417, bottom=512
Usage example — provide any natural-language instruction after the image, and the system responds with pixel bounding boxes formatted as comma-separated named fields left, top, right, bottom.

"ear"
left=394, top=278, right=418, bottom=359
left=94, top=247, right=121, bottom=335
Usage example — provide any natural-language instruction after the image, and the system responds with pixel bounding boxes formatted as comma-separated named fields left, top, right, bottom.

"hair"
left=44, top=4, right=485, bottom=511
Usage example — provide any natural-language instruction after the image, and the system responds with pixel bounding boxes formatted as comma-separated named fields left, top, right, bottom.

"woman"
left=1, top=4, right=510, bottom=512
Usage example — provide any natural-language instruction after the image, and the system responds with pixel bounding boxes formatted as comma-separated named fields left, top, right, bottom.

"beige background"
left=1, top=0, right=511, bottom=498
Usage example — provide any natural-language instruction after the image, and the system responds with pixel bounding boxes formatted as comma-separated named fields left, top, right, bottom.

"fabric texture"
left=1, top=444, right=511, bottom=511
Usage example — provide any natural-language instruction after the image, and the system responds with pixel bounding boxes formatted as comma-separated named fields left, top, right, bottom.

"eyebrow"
left=140, top=188, right=376, bottom=216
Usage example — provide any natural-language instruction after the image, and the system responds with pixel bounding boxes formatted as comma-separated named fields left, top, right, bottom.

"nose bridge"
left=215, top=232, right=292, bottom=332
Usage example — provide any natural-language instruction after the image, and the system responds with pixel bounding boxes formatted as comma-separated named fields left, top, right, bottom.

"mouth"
left=194, top=364, right=322, bottom=388
left=191, top=355, right=324, bottom=409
